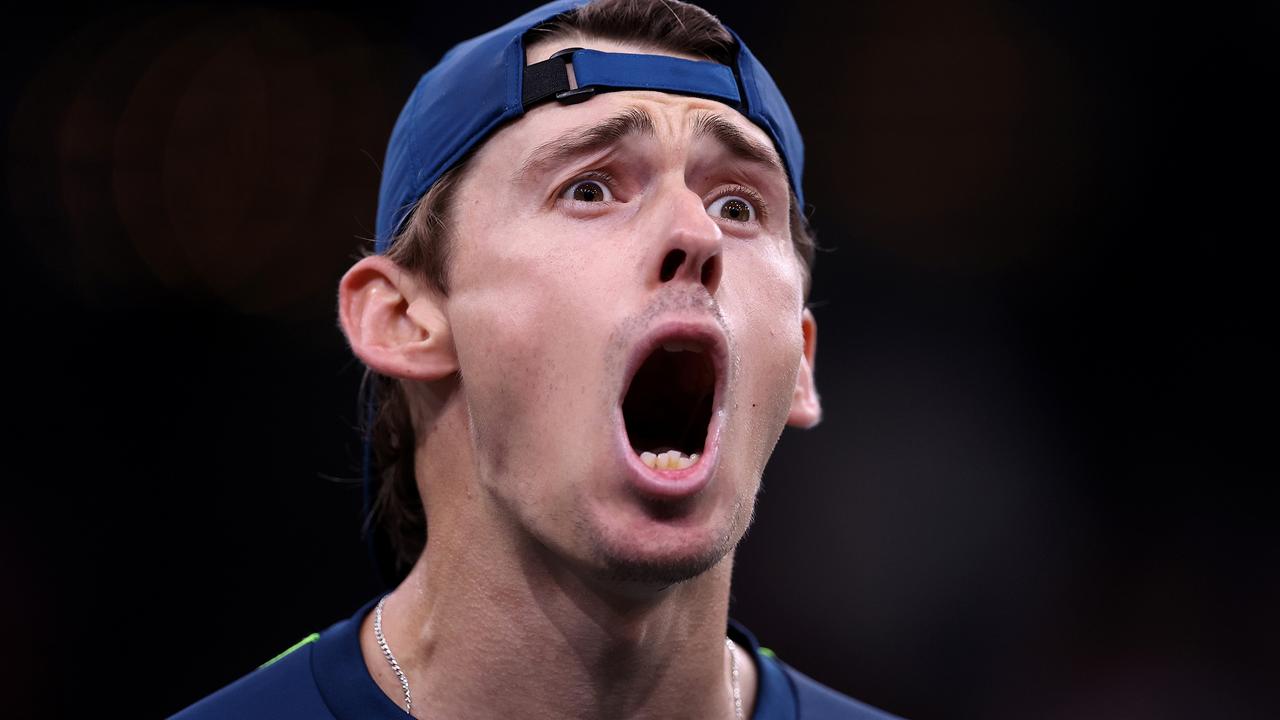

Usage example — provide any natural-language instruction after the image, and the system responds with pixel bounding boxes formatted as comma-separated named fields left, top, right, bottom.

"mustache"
left=617, top=284, right=727, bottom=343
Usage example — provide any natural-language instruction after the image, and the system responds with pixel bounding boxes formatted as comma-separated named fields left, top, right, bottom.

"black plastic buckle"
left=550, top=47, right=595, bottom=104
left=522, top=47, right=595, bottom=108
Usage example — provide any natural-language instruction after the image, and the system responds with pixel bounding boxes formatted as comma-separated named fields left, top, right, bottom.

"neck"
left=360, top=517, right=756, bottom=720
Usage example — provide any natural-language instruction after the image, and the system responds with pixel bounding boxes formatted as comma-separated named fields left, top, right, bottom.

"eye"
left=707, top=195, right=756, bottom=223
left=562, top=179, right=613, bottom=203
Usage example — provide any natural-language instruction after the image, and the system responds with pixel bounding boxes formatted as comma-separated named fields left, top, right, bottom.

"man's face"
left=440, top=39, right=814, bottom=587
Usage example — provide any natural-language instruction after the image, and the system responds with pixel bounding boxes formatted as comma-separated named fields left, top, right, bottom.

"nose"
left=651, top=186, right=723, bottom=294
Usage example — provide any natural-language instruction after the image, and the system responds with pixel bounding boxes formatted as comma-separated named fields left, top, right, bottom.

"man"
left=175, top=1, right=901, bottom=718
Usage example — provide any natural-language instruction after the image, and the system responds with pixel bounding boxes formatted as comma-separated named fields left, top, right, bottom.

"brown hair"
left=361, top=0, right=818, bottom=578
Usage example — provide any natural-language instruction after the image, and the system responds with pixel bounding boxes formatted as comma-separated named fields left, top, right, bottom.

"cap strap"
left=522, top=48, right=742, bottom=110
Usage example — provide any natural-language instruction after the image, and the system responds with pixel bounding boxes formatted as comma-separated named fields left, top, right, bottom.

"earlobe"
left=338, top=256, right=458, bottom=381
left=786, top=308, right=822, bottom=428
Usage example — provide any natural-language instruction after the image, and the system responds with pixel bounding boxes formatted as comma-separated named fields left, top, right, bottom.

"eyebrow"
left=512, top=105, right=786, bottom=183
left=691, top=111, right=786, bottom=177
left=515, top=107, right=656, bottom=182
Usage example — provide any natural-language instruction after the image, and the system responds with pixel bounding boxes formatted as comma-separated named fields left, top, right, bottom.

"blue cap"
left=374, top=0, right=806, bottom=253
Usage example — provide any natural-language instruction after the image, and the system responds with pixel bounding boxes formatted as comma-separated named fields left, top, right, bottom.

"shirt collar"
left=312, top=593, right=796, bottom=719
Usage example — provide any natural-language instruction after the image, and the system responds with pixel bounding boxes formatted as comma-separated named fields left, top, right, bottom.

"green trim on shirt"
left=260, top=633, right=321, bottom=669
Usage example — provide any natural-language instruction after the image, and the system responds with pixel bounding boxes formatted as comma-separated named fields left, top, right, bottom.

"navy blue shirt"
left=173, top=594, right=901, bottom=719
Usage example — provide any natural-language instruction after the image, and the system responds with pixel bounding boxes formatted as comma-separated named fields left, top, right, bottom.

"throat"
left=363, top=554, right=747, bottom=720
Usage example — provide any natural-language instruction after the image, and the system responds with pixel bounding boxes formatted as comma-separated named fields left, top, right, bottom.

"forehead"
left=490, top=90, right=782, bottom=169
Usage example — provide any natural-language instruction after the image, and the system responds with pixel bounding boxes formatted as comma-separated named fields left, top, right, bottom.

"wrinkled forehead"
left=481, top=88, right=786, bottom=181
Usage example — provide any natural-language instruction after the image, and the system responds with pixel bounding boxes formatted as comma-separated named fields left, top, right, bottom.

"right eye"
left=561, top=179, right=613, bottom=203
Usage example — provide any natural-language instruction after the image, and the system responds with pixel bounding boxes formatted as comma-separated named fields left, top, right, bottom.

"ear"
left=337, top=255, right=458, bottom=380
left=786, top=308, right=822, bottom=428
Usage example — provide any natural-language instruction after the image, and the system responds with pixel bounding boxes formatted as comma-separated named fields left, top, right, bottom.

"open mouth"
left=621, top=338, right=717, bottom=471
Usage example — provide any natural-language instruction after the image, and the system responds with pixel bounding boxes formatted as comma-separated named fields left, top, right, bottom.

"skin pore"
left=337, top=35, right=820, bottom=720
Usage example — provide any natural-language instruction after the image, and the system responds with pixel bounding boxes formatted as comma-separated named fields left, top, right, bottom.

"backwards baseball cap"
left=364, top=0, right=806, bottom=584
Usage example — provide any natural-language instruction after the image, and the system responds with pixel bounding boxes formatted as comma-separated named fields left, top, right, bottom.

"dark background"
left=3, top=1, right=1275, bottom=718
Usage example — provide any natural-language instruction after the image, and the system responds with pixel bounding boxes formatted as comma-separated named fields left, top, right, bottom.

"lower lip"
left=616, top=413, right=722, bottom=502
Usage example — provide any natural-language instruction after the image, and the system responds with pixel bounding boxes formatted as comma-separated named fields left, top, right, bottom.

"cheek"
left=445, top=195, right=639, bottom=387
left=740, top=317, right=804, bottom=420
left=450, top=275, right=575, bottom=418
left=721, top=245, right=808, bottom=444
left=448, top=207, right=581, bottom=369
left=444, top=231, right=617, bottom=473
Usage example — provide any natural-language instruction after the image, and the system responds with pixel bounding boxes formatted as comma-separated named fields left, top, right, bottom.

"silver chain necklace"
left=727, top=636, right=744, bottom=719
left=374, top=596, right=413, bottom=712
left=374, top=595, right=744, bottom=719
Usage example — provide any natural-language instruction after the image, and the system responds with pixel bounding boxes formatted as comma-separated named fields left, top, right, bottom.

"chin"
left=597, top=541, right=727, bottom=586
left=585, top=494, right=751, bottom=587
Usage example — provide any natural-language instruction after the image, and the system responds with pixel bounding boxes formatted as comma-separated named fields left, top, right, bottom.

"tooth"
left=663, top=342, right=682, bottom=353
left=643, top=449, right=703, bottom=471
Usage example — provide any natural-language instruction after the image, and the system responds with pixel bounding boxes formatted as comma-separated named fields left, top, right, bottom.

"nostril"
left=700, top=254, right=720, bottom=289
left=659, top=249, right=686, bottom=282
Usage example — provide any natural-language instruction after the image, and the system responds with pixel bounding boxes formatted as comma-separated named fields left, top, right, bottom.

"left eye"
left=562, top=180, right=613, bottom=203
left=707, top=195, right=756, bottom=223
